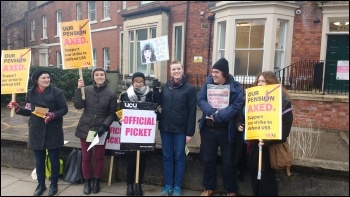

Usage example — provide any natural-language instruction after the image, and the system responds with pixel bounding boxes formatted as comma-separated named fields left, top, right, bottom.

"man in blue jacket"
left=198, top=58, right=244, bottom=196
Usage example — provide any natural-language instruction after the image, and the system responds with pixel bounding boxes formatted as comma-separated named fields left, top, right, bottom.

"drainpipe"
left=24, top=11, right=28, bottom=48
left=207, top=14, right=215, bottom=76
left=183, top=1, right=189, bottom=74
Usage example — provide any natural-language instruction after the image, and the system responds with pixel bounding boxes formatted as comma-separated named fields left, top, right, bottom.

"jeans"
left=80, top=139, right=106, bottom=179
left=33, top=148, right=60, bottom=184
left=200, top=126, right=237, bottom=193
left=160, top=131, right=186, bottom=188
left=127, top=152, right=147, bottom=184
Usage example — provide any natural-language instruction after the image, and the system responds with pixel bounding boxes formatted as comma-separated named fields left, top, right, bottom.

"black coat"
left=73, top=83, right=117, bottom=140
left=16, top=85, right=68, bottom=150
left=153, top=77, right=197, bottom=136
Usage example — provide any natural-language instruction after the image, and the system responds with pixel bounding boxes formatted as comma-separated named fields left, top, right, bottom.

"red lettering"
left=64, top=37, right=86, bottom=46
left=2, top=64, right=25, bottom=71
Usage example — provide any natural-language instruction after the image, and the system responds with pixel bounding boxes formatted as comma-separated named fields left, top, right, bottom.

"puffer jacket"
left=16, top=85, right=68, bottom=150
left=73, top=83, right=117, bottom=140
left=198, top=74, right=244, bottom=143
left=153, top=76, right=197, bottom=136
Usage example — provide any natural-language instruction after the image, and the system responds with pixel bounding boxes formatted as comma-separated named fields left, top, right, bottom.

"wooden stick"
left=108, top=155, right=114, bottom=186
left=154, top=62, right=159, bottom=79
left=78, top=68, right=86, bottom=100
left=10, top=93, right=16, bottom=117
left=257, top=139, right=262, bottom=180
left=135, top=150, right=140, bottom=184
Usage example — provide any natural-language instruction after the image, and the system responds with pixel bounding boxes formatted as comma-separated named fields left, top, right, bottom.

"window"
left=42, top=15, right=47, bottom=38
left=14, top=30, right=19, bottom=48
left=173, top=24, right=184, bottom=62
left=57, top=51, right=62, bottom=68
left=234, top=19, right=265, bottom=76
left=76, top=3, right=82, bottom=20
left=93, top=49, right=97, bottom=69
left=103, top=1, right=110, bottom=19
left=56, top=10, right=62, bottom=36
left=88, top=1, right=96, bottom=22
left=30, top=20, right=35, bottom=41
left=274, top=19, right=287, bottom=72
left=39, top=48, right=48, bottom=66
left=217, top=21, right=226, bottom=59
left=120, top=33, right=124, bottom=73
left=122, top=1, right=126, bottom=10
left=104, top=48, right=110, bottom=71
left=128, top=28, right=157, bottom=75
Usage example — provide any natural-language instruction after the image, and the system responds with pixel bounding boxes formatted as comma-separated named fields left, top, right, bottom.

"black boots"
left=48, top=183, right=58, bottom=196
left=92, top=178, right=100, bottom=194
left=34, top=183, right=47, bottom=196
left=134, top=183, right=143, bottom=196
left=127, top=184, right=134, bottom=196
left=84, top=179, right=91, bottom=195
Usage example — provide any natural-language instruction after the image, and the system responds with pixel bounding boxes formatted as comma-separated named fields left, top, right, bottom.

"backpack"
left=269, top=140, right=294, bottom=176
left=45, top=149, right=64, bottom=180
left=62, top=149, right=84, bottom=184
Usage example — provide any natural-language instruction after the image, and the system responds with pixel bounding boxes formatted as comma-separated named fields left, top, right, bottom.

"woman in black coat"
left=247, top=71, right=293, bottom=196
left=119, top=72, right=154, bottom=196
left=7, top=69, right=68, bottom=196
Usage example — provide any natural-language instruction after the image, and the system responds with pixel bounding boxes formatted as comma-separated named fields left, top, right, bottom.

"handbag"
left=45, top=150, right=64, bottom=180
left=269, top=140, right=294, bottom=176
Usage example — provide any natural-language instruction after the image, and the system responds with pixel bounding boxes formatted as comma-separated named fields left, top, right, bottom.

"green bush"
left=1, top=67, right=94, bottom=106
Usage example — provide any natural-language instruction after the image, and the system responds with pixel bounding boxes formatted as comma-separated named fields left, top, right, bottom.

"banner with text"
left=105, top=121, right=121, bottom=150
left=120, top=102, right=158, bottom=151
left=207, top=84, right=230, bottom=110
left=1, top=49, right=31, bottom=94
left=336, top=60, right=349, bottom=80
left=140, top=35, right=169, bottom=65
left=245, top=84, right=282, bottom=140
left=59, top=19, right=93, bottom=69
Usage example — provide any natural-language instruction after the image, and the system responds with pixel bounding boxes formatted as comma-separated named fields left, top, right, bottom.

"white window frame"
left=122, top=1, right=126, bottom=10
left=56, top=10, right=62, bottom=36
left=30, top=20, right=35, bottom=41
left=103, top=1, right=110, bottom=20
left=141, top=1, right=154, bottom=5
left=42, top=15, right=47, bottom=39
left=217, top=21, right=226, bottom=59
left=104, top=48, right=110, bottom=71
left=76, top=3, right=82, bottom=20
left=39, top=48, right=49, bottom=66
left=274, top=19, right=287, bottom=72
left=88, top=1, right=97, bottom=22
left=57, top=51, right=62, bottom=68
left=172, top=23, right=184, bottom=63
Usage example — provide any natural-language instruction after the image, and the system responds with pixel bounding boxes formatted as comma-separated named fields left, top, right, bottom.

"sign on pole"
left=140, top=35, right=169, bottom=64
left=336, top=60, right=349, bottom=80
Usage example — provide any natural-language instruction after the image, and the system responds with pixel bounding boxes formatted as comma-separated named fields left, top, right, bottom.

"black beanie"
left=132, top=72, right=146, bottom=82
left=31, top=68, right=51, bottom=83
left=212, top=58, right=229, bottom=74
left=91, top=67, right=107, bottom=79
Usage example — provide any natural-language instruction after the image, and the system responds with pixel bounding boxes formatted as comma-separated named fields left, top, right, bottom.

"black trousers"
left=126, top=152, right=147, bottom=185
left=200, top=126, right=238, bottom=193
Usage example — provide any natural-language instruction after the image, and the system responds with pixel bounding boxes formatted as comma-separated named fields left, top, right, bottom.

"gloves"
left=7, top=101, right=20, bottom=113
left=95, top=124, right=108, bottom=137
left=44, top=112, right=55, bottom=124
left=153, top=79, right=161, bottom=90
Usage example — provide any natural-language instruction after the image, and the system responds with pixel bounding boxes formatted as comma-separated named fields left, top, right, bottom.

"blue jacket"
left=198, top=75, right=244, bottom=143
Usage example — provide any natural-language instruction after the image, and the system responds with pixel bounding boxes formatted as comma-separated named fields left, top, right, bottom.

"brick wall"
left=291, top=96, right=349, bottom=131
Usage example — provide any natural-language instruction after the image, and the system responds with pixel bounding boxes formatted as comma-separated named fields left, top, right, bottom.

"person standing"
left=7, top=69, right=68, bottom=196
left=247, top=71, right=293, bottom=196
left=153, top=60, right=197, bottom=196
left=74, top=67, right=117, bottom=195
left=119, top=72, right=155, bottom=196
left=197, top=58, right=244, bottom=196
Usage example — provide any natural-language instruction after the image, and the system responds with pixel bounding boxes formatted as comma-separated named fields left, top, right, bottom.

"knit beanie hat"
left=91, top=67, right=107, bottom=79
left=132, top=72, right=146, bottom=82
left=212, top=58, right=229, bottom=74
left=31, top=68, right=51, bottom=83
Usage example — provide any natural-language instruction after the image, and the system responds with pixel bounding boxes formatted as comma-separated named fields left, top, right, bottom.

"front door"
left=324, top=35, right=349, bottom=93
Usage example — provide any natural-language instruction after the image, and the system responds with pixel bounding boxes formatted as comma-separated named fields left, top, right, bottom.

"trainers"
left=160, top=185, right=173, bottom=196
left=172, top=186, right=182, bottom=196
left=200, top=189, right=215, bottom=196
left=226, top=192, right=237, bottom=196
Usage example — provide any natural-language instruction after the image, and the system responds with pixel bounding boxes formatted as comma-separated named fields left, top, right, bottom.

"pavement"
left=1, top=166, right=202, bottom=196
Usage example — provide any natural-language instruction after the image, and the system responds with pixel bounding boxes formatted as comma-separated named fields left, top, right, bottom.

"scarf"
left=126, top=85, right=150, bottom=102
left=168, top=75, right=185, bottom=89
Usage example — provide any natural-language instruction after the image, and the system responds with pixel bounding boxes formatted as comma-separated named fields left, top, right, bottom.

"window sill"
left=90, top=20, right=97, bottom=24
left=54, top=35, right=60, bottom=38
left=41, top=37, right=48, bottom=40
left=100, top=18, right=111, bottom=22
left=29, top=40, right=35, bottom=42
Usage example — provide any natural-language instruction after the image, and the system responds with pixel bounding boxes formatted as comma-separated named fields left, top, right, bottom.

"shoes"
left=134, top=183, right=143, bottom=196
left=92, top=178, right=101, bottom=194
left=126, top=184, right=134, bottom=196
left=226, top=192, right=237, bottom=196
left=160, top=185, right=173, bottom=196
left=200, top=189, right=215, bottom=196
left=83, top=179, right=91, bottom=195
left=34, top=183, right=47, bottom=196
left=172, top=186, right=182, bottom=196
left=48, top=183, right=58, bottom=196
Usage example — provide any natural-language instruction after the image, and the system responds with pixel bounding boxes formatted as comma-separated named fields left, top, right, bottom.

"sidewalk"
left=1, top=166, right=201, bottom=196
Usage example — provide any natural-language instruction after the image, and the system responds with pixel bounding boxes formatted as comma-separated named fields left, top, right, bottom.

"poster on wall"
left=140, top=35, right=169, bottom=64
left=336, top=60, right=349, bottom=80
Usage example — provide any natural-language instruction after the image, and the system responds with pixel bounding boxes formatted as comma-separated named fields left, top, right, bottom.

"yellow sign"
left=59, top=19, right=93, bottom=69
left=1, top=49, right=31, bottom=94
left=194, top=56, right=203, bottom=63
left=245, top=84, right=282, bottom=140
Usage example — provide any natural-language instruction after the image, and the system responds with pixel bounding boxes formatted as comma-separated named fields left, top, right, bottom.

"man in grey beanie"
left=197, top=58, right=244, bottom=196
